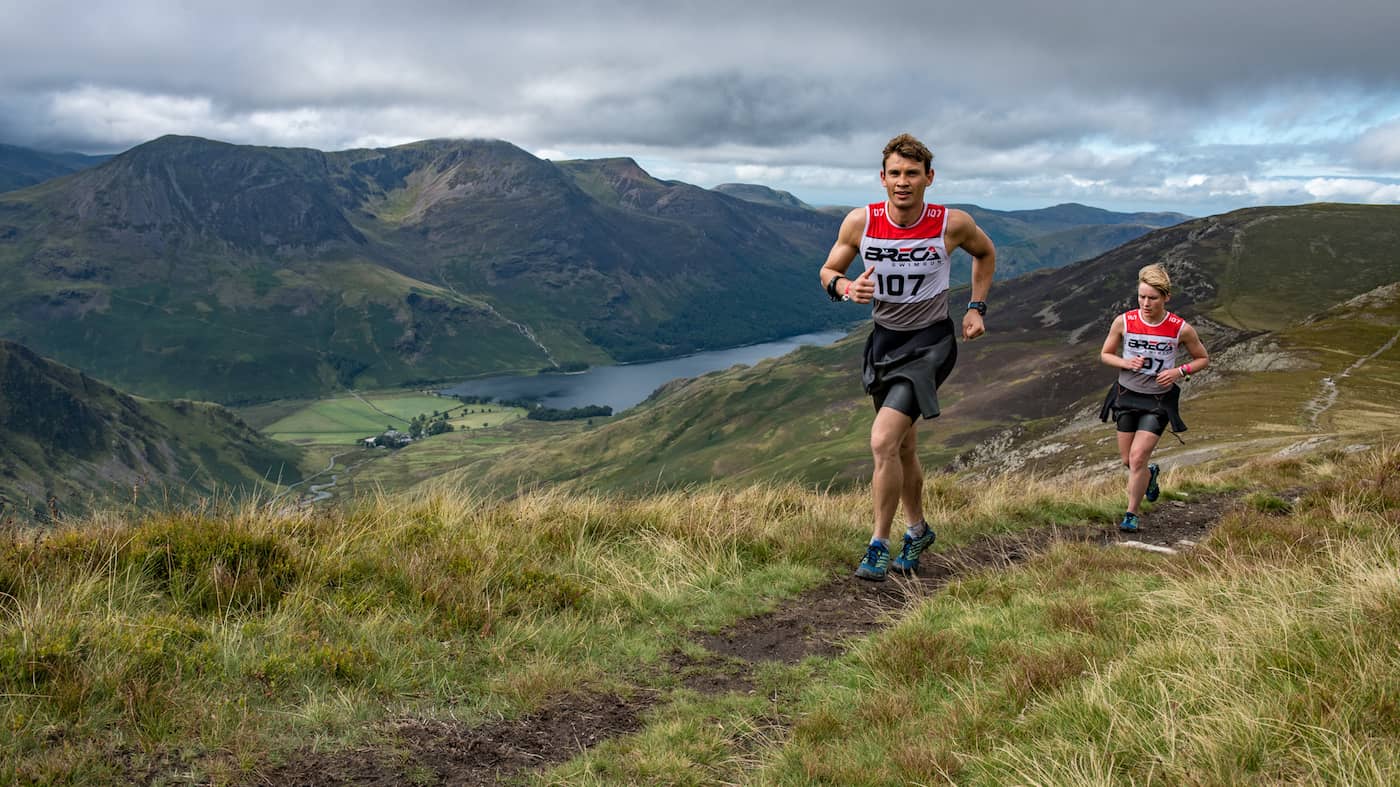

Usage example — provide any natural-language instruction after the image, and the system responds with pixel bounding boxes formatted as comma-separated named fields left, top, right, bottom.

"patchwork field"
left=258, top=391, right=523, bottom=445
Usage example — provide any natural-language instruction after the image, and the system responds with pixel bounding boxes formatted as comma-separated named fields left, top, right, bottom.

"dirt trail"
left=251, top=490, right=1246, bottom=786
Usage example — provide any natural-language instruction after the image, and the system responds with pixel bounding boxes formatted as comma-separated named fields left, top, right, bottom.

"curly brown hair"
left=882, top=133, right=933, bottom=172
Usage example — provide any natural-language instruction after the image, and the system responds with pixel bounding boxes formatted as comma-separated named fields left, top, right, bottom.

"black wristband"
left=826, top=276, right=847, bottom=302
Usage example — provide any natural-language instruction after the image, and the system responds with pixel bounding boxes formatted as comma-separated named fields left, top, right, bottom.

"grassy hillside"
left=437, top=203, right=1400, bottom=496
left=0, top=340, right=306, bottom=523
left=2, top=436, right=1396, bottom=783
left=957, top=279, right=1400, bottom=481
left=950, top=202, right=1188, bottom=284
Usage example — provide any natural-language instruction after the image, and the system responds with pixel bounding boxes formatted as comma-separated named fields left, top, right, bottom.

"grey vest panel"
left=874, top=290, right=948, bottom=330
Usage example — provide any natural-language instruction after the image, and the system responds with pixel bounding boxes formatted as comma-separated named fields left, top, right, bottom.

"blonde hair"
left=1138, top=263, right=1171, bottom=297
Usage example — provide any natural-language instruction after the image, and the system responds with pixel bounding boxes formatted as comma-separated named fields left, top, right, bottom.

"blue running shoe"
left=891, top=526, right=936, bottom=576
left=1145, top=463, right=1161, bottom=503
left=1118, top=511, right=1140, bottom=532
left=855, top=541, right=890, bottom=581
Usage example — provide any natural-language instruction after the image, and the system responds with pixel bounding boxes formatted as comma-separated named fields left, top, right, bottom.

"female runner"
left=1099, top=263, right=1210, bottom=532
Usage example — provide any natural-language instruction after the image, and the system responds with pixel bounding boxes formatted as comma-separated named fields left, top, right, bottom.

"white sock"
left=906, top=521, right=928, bottom=538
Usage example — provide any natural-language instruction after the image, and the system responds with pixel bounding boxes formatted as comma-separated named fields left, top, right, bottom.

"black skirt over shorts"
left=1099, top=382, right=1188, bottom=433
left=861, top=318, right=958, bottom=419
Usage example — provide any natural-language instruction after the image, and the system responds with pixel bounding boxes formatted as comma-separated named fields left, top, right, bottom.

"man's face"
left=880, top=153, right=933, bottom=210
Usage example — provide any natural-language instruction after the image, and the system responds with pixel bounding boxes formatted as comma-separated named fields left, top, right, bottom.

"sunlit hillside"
left=3, top=435, right=1397, bottom=783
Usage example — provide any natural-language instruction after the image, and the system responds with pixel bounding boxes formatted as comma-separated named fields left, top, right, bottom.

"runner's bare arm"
left=947, top=209, right=995, bottom=339
left=819, top=208, right=868, bottom=298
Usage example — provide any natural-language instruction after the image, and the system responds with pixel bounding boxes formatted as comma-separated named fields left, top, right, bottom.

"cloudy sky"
left=3, top=0, right=1399, bottom=215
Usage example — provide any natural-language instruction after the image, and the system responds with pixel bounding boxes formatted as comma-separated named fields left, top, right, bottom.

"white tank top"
left=859, top=202, right=951, bottom=330
left=1118, top=309, right=1185, bottom=394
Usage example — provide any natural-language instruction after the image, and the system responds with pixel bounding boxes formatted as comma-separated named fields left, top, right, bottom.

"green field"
left=261, top=392, right=523, bottom=445
left=334, top=418, right=598, bottom=496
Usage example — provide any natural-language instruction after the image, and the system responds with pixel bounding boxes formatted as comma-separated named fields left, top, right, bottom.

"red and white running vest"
left=1118, top=309, right=1185, bottom=394
left=859, top=202, right=950, bottom=330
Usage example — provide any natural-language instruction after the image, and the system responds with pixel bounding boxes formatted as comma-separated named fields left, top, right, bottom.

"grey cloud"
left=545, top=71, right=864, bottom=149
left=2, top=0, right=1399, bottom=212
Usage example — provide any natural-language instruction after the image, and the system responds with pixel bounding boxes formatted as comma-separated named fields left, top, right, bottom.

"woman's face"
left=1138, top=282, right=1168, bottom=317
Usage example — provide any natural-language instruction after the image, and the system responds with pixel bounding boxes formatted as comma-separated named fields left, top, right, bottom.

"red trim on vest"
left=865, top=202, right=947, bottom=240
left=1125, top=310, right=1184, bottom=338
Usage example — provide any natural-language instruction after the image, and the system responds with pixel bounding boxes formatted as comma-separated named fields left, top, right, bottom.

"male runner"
left=819, top=133, right=995, bottom=580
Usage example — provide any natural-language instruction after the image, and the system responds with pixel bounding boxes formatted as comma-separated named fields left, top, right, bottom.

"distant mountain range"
left=712, top=183, right=815, bottom=211
left=441, top=203, right=1400, bottom=493
left=952, top=203, right=1189, bottom=281
left=712, top=184, right=1188, bottom=285
left=1, top=136, right=1183, bottom=404
left=0, top=339, right=303, bottom=522
left=0, top=143, right=111, bottom=193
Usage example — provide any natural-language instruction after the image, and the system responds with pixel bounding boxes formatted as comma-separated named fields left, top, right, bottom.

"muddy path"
left=250, top=489, right=1248, bottom=786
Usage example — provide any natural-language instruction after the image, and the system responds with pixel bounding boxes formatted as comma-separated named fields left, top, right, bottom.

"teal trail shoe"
left=855, top=541, right=890, bottom=581
left=1119, top=511, right=1140, bottom=532
left=891, top=527, right=936, bottom=576
left=1145, top=463, right=1161, bottom=503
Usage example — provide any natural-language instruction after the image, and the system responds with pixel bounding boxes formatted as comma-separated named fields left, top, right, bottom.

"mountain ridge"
left=0, top=135, right=851, bottom=402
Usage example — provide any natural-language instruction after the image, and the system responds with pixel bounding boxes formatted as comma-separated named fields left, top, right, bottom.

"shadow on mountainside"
left=251, top=490, right=1246, bottom=786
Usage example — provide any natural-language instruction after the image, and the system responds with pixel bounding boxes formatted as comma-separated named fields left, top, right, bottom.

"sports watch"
left=827, top=276, right=850, bottom=302
left=966, top=300, right=988, bottom=316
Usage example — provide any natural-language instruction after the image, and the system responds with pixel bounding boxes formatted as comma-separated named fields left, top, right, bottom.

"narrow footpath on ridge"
left=256, top=489, right=1249, bottom=786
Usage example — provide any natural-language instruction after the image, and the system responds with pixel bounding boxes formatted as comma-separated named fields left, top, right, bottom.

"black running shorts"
left=1115, top=410, right=1167, bottom=436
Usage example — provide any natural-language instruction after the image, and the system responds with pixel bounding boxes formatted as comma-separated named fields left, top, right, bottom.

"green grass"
left=560, top=448, right=1400, bottom=786
left=262, top=392, right=523, bottom=445
left=5, top=444, right=1399, bottom=784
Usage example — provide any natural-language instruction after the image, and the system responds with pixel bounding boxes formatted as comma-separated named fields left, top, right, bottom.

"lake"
left=440, top=330, right=850, bottom=412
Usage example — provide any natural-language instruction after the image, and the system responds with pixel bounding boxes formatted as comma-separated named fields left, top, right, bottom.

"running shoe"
left=890, top=526, right=937, bottom=576
left=1145, top=462, right=1161, bottom=503
left=1118, top=511, right=1140, bottom=532
left=855, top=541, right=890, bottom=581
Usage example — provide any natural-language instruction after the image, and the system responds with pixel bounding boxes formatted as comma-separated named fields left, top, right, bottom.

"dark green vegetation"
left=0, top=340, right=304, bottom=523
left=0, top=144, right=109, bottom=193
left=438, top=203, right=1400, bottom=495
left=526, top=404, right=612, bottom=421
left=0, top=136, right=850, bottom=403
